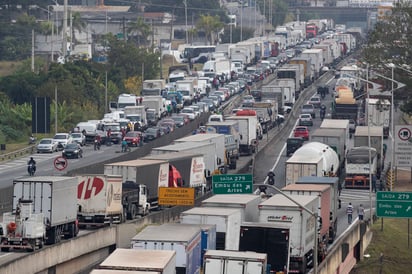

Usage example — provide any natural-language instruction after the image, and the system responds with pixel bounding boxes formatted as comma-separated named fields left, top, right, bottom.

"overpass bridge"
left=289, top=6, right=375, bottom=27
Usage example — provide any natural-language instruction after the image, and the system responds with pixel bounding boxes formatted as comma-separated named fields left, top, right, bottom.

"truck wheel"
left=1, top=247, right=10, bottom=252
left=131, top=204, right=137, bottom=219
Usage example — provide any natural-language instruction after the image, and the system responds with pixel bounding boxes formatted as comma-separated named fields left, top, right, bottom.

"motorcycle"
left=94, top=140, right=101, bottom=151
left=28, top=136, right=36, bottom=145
left=27, top=163, right=36, bottom=176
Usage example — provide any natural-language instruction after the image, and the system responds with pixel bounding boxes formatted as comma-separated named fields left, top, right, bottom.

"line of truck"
left=91, top=172, right=340, bottom=274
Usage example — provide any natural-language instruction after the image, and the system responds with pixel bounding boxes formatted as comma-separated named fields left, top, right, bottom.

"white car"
left=37, top=138, right=58, bottom=153
left=53, top=133, right=73, bottom=149
left=188, top=105, right=201, bottom=117
left=71, top=132, right=86, bottom=146
left=180, top=108, right=196, bottom=121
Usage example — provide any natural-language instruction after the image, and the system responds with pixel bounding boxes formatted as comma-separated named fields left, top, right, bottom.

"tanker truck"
left=285, top=142, right=340, bottom=185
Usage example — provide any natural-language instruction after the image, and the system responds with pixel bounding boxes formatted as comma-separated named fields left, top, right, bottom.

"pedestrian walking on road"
left=347, top=202, right=353, bottom=224
left=358, top=204, right=365, bottom=221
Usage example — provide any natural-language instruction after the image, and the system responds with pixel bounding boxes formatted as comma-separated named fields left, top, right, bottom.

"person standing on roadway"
left=358, top=204, right=365, bottom=221
left=347, top=202, right=353, bottom=224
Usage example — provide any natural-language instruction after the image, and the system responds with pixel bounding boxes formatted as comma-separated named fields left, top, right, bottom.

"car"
left=71, top=132, right=86, bottom=146
left=37, top=138, right=58, bottom=153
left=301, top=104, right=316, bottom=118
left=62, top=143, right=83, bottom=159
left=180, top=107, right=196, bottom=121
left=143, top=127, right=163, bottom=142
left=294, top=126, right=310, bottom=140
left=208, top=95, right=221, bottom=107
left=299, top=113, right=313, bottom=126
left=187, top=105, right=201, bottom=117
left=212, top=91, right=227, bottom=102
left=286, top=137, right=305, bottom=156
left=124, top=131, right=142, bottom=147
left=308, top=96, right=322, bottom=108
left=170, top=114, right=189, bottom=127
left=251, top=90, right=262, bottom=101
left=242, top=95, right=255, bottom=105
left=158, top=120, right=176, bottom=132
left=53, top=133, right=73, bottom=149
left=200, top=98, right=215, bottom=111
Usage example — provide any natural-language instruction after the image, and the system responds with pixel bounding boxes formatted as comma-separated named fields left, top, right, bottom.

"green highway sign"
left=212, top=174, right=253, bottom=194
left=376, top=191, right=412, bottom=218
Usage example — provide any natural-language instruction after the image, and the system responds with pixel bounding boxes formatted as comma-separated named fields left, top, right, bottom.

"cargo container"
left=203, top=250, right=267, bottom=274
left=295, top=176, right=340, bottom=243
left=201, top=194, right=261, bottom=222
left=258, top=194, right=319, bottom=274
left=131, top=224, right=201, bottom=274
left=98, top=248, right=176, bottom=274
left=320, top=119, right=350, bottom=142
left=239, top=222, right=290, bottom=273
left=354, top=126, right=384, bottom=163
left=310, top=128, right=346, bottom=168
left=180, top=207, right=241, bottom=250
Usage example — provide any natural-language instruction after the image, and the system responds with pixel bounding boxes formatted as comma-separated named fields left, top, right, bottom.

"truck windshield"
left=118, top=102, right=136, bottom=109
left=126, top=115, right=141, bottom=122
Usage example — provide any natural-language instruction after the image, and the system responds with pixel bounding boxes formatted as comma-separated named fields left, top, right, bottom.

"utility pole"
left=31, top=29, right=35, bottom=72
left=183, top=0, right=188, bottom=44
left=62, top=0, right=68, bottom=59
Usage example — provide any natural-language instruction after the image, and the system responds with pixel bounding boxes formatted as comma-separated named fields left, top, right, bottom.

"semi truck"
left=295, top=176, right=341, bottom=243
left=311, top=128, right=346, bottom=169
left=285, top=142, right=340, bottom=185
left=142, top=96, right=166, bottom=124
left=201, top=194, right=262, bottom=222
left=104, top=159, right=183, bottom=214
left=77, top=174, right=151, bottom=226
left=225, top=114, right=259, bottom=156
left=239, top=222, right=290, bottom=273
left=203, top=250, right=267, bottom=274
left=261, top=85, right=285, bottom=114
left=97, top=248, right=176, bottom=273
left=300, top=49, right=324, bottom=80
left=345, top=147, right=378, bottom=189
left=0, top=176, right=78, bottom=251
left=131, top=223, right=202, bottom=274
left=271, top=78, right=296, bottom=106
left=143, top=152, right=206, bottom=193
left=176, top=78, right=197, bottom=106
left=290, top=56, right=313, bottom=87
left=366, top=98, right=391, bottom=139
left=282, top=183, right=334, bottom=245
left=142, top=79, right=166, bottom=96
left=258, top=194, right=319, bottom=274
left=354, top=126, right=384, bottom=167
left=151, top=141, right=224, bottom=184
left=242, top=101, right=278, bottom=133
left=180, top=207, right=241, bottom=250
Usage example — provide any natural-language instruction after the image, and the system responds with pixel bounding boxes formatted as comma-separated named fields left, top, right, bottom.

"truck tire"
left=1, top=247, right=10, bottom=252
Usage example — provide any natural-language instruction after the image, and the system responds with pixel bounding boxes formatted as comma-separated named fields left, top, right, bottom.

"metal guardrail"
left=0, top=145, right=35, bottom=163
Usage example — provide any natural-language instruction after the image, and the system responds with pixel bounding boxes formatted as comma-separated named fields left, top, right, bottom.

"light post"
left=256, top=181, right=319, bottom=274
left=183, top=0, right=188, bottom=44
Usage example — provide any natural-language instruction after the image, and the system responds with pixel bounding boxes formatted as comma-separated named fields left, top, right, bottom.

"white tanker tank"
left=285, top=141, right=339, bottom=185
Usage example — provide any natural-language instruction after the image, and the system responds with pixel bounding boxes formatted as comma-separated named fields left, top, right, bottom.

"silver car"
left=71, top=132, right=86, bottom=146
left=37, top=138, right=58, bottom=153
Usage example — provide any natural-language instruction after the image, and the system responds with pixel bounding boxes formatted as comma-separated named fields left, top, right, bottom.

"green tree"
left=196, top=14, right=224, bottom=45
left=127, top=17, right=152, bottom=46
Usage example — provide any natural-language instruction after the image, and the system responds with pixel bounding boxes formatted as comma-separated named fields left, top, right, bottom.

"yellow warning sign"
left=158, top=187, right=195, bottom=206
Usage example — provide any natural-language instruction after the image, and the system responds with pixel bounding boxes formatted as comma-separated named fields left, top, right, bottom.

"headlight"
left=74, top=150, right=79, bottom=153
left=62, top=150, right=66, bottom=153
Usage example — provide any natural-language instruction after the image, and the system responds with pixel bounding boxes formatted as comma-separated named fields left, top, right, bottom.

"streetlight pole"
left=183, top=0, right=188, bottom=44
left=255, top=183, right=318, bottom=274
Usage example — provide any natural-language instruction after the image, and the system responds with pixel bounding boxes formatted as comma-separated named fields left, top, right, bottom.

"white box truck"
left=300, top=49, right=324, bottom=79
left=5, top=176, right=78, bottom=247
left=258, top=194, right=319, bottom=274
left=203, top=250, right=267, bottom=274
left=180, top=207, right=241, bottom=250
left=98, top=248, right=176, bottom=274
left=201, top=194, right=262, bottom=222
left=225, top=115, right=259, bottom=155
left=131, top=223, right=202, bottom=274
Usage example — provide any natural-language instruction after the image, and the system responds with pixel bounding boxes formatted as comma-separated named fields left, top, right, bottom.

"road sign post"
left=212, top=174, right=253, bottom=194
left=54, top=156, right=68, bottom=171
left=376, top=191, right=412, bottom=218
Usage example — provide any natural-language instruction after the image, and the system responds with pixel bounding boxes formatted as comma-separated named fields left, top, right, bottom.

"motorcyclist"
left=94, top=135, right=101, bottom=150
left=121, top=138, right=128, bottom=152
left=27, top=157, right=36, bottom=174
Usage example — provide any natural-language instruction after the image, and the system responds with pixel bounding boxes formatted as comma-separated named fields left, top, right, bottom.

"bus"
left=181, top=45, right=216, bottom=64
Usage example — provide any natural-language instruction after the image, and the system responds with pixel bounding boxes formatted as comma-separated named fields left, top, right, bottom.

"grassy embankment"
left=351, top=170, right=412, bottom=273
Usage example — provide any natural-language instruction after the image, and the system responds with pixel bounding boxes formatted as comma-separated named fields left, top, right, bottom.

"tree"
left=196, top=14, right=224, bottom=45
left=71, top=12, right=87, bottom=44
left=127, top=17, right=152, bottom=46
left=361, top=2, right=412, bottom=114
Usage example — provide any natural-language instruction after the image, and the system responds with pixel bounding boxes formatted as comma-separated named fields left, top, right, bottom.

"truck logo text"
left=78, top=176, right=104, bottom=199
left=267, top=215, right=294, bottom=222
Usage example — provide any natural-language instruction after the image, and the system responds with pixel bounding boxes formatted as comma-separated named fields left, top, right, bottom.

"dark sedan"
left=62, top=143, right=83, bottom=159
left=143, top=127, right=163, bottom=142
